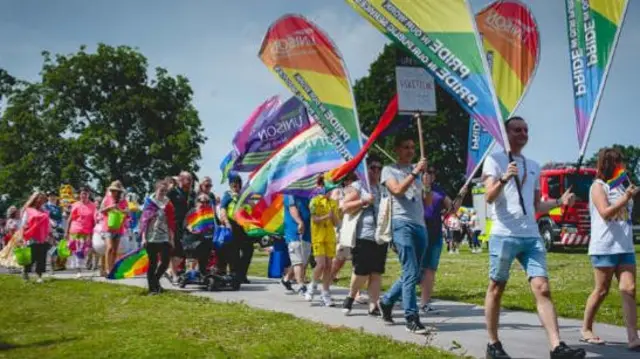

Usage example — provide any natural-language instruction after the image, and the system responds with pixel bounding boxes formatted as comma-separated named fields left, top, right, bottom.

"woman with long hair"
left=100, top=181, right=128, bottom=275
left=582, top=148, right=640, bottom=350
left=20, top=192, right=51, bottom=282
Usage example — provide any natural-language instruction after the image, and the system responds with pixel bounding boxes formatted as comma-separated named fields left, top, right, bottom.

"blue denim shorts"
left=590, top=253, right=636, bottom=268
left=423, top=232, right=443, bottom=271
left=489, top=235, right=548, bottom=282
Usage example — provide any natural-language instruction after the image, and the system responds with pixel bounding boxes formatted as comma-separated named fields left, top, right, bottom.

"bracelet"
left=411, top=172, right=419, bottom=179
left=499, top=177, right=507, bottom=185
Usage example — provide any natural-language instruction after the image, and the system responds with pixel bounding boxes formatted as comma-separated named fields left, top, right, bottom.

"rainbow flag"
left=346, top=0, right=508, bottom=150
left=607, top=166, right=629, bottom=189
left=565, top=0, right=629, bottom=158
left=186, top=208, right=216, bottom=233
left=466, top=0, right=540, bottom=178
left=259, top=14, right=368, bottom=187
left=107, top=248, right=148, bottom=279
left=234, top=124, right=344, bottom=217
left=235, top=194, right=284, bottom=237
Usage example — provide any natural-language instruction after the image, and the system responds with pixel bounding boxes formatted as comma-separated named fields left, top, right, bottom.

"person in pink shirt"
left=100, top=181, right=129, bottom=274
left=65, top=187, right=96, bottom=278
left=19, top=192, right=50, bottom=283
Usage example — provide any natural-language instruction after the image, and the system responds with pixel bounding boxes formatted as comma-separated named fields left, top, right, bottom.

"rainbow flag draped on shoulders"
left=107, top=248, right=149, bottom=279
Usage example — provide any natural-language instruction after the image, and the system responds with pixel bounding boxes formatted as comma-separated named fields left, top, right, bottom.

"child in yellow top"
left=306, top=177, right=340, bottom=306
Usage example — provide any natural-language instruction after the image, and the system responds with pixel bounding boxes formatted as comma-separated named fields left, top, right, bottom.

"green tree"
left=0, top=44, right=206, bottom=201
left=353, top=44, right=469, bottom=198
left=587, top=144, right=640, bottom=223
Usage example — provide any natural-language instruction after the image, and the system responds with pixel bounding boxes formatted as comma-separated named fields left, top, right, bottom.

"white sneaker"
left=304, top=288, right=314, bottom=302
left=76, top=272, right=83, bottom=279
left=321, top=293, right=335, bottom=307
left=36, top=278, right=44, bottom=284
left=355, top=291, right=369, bottom=304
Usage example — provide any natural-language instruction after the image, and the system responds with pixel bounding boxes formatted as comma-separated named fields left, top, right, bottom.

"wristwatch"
left=411, top=171, right=419, bottom=179
left=499, top=176, right=508, bottom=185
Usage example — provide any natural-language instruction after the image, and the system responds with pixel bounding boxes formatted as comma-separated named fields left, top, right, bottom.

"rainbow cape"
left=186, top=208, right=216, bottom=233
left=607, top=167, right=629, bottom=189
left=107, top=248, right=148, bottom=279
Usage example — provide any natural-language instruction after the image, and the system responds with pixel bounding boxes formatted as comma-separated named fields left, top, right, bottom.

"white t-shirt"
left=589, top=179, right=634, bottom=255
left=482, top=152, right=540, bottom=238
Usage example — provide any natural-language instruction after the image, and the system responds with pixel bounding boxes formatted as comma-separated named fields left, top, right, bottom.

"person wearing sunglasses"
left=482, top=117, right=584, bottom=359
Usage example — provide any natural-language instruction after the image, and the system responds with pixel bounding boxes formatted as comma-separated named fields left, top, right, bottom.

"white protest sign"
left=395, top=53, right=437, bottom=115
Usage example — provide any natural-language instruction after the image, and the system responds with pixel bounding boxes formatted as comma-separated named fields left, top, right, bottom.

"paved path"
left=34, top=271, right=635, bottom=359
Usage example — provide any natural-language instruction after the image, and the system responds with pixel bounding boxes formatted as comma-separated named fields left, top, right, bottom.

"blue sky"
left=2, top=0, right=639, bottom=190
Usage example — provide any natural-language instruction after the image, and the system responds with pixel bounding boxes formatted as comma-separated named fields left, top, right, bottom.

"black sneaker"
left=405, top=315, right=429, bottom=335
left=368, top=306, right=381, bottom=317
left=550, top=342, right=586, bottom=359
left=378, top=300, right=394, bottom=325
left=280, top=278, right=294, bottom=292
left=486, top=341, right=511, bottom=359
left=342, top=297, right=354, bottom=315
left=297, top=285, right=308, bottom=297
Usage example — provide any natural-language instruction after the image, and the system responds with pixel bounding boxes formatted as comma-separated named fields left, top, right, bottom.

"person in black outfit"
left=167, top=171, right=195, bottom=283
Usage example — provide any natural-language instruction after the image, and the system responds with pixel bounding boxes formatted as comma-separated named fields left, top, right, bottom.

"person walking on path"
left=19, top=192, right=51, bottom=283
left=280, top=192, right=312, bottom=296
left=167, top=171, right=195, bottom=283
left=341, top=156, right=388, bottom=316
left=140, top=179, right=176, bottom=295
left=482, top=116, right=585, bottom=359
left=581, top=147, right=640, bottom=351
left=377, top=134, right=429, bottom=334
left=419, top=168, right=465, bottom=313
left=65, top=187, right=96, bottom=278
left=100, top=181, right=129, bottom=275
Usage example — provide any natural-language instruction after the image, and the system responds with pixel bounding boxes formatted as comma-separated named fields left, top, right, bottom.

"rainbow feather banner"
left=186, top=208, right=216, bottom=234
left=466, top=0, right=540, bottom=178
left=258, top=14, right=369, bottom=187
left=346, top=0, right=509, bottom=150
left=565, top=0, right=629, bottom=158
left=107, top=248, right=149, bottom=279
left=607, top=166, right=629, bottom=189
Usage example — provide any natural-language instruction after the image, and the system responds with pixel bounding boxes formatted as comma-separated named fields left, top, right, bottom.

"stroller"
left=176, top=221, right=241, bottom=291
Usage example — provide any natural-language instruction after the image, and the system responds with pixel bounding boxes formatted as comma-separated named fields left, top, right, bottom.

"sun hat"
left=107, top=180, right=125, bottom=192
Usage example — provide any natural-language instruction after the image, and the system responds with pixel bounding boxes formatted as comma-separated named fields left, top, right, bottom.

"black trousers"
left=24, top=242, right=49, bottom=276
left=146, top=242, right=170, bottom=291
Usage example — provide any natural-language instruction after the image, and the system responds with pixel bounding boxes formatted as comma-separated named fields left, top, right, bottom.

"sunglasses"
left=511, top=127, right=528, bottom=134
left=203, top=184, right=212, bottom=188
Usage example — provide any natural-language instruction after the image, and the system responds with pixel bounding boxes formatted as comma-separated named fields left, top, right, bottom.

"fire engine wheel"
left=540, top=223, right=555, bottom=252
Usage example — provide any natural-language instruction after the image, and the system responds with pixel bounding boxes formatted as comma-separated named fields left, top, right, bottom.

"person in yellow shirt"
left=305, top=175, right=340, bottom=306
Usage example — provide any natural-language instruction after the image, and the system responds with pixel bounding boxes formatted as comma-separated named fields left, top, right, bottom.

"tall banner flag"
left=234, top=124, right=345, bottom=215
left=565, top=0, right=629, bottom=160
left=258, top=14, right=369, bottom=187
left=235, top=97, right=312, bottom=172
left=466, top=118, right=495, bottom=177
left=346, top=0, right=509, bottom=150
left=465, top=0, right=540, bottom=179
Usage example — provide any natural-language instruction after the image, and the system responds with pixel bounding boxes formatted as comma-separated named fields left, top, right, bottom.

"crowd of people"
left=0, top=116, right=638, bottom=358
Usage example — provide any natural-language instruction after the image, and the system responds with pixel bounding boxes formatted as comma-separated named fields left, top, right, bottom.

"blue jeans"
left=382, top=220, right=428, bottom=319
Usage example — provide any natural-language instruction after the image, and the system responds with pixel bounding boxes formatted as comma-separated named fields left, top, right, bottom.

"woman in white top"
left=582, top=148, right=640, bottom=350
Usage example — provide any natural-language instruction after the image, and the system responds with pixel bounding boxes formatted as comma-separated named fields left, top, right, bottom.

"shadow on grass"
left=0, top=337, right=78, bottom=351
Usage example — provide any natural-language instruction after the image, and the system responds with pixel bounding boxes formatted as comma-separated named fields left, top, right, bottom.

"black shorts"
left=171, top=229, right=185, bottom=257
left=352, top=239, right=388, bottom=276
left=452, top=230, right=463, bottom=243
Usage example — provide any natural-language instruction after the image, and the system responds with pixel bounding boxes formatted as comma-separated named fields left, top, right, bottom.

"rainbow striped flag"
left=565, top=0, right=629, bottom=157
left=107, top=248, right=148, bottom=279
left=346, top=0, right=509, bottom=150
left=259, top=14, right=368, bottom=187
left=234, top=124, right=344, bottom=217
left=186, top=208, right=216, bottom=234
left=235, top=194, right=284, bottom=237
left=607, top=166, right=629, bottom=189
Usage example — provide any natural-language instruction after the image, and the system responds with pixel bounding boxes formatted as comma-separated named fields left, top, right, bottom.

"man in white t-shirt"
left=482, top=117, right=585, bottom=359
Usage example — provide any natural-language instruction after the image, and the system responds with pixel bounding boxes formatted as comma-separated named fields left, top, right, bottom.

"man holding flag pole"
left=482, top=116, right=586, bottom=359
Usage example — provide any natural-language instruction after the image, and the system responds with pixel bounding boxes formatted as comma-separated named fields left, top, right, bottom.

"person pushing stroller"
left=177, top=193, right=216, bottom=286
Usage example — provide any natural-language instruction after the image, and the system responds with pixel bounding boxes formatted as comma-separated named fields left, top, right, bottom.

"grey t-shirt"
left=145, top=196, right=170, bottom=243
left=352, top=181, right=380, bottom=241
left=381, top=164, right=425, bottom=227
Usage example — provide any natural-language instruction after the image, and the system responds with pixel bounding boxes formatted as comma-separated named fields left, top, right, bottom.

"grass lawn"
left=0, top=275, right=459, bottom=359
left=249, top=244, right=640, bottom=327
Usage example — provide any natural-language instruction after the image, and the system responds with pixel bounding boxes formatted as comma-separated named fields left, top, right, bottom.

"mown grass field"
left=0, top=275, right=459, bottom=359
left=249, top=244, right=640, bottom=327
